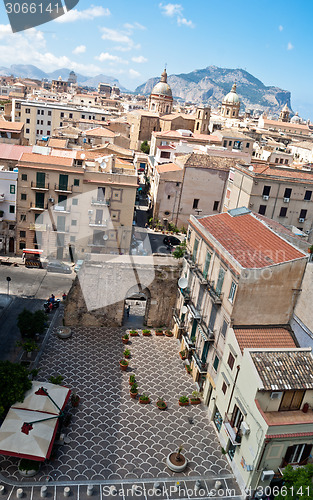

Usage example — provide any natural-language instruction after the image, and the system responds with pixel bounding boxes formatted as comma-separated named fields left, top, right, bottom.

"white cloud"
left=55, top=6, right=110, bottom=23
left=73, top=45, right=86, bottom=55
left=287, top=42, right=294, bottom=50
left=124, top=22, right=146, bottom=31
left=101, top=27, right=141, bottom=51
left=129, top=69, right=141, bottom=78
left=159, top=3, right=194, bottom=28
left=95, top=52, right=128, bottom=64
left=278, top=25, right=283, bottom=31
left=0, top=24, right=12, bottom=39
left=131, top=56, right=147, bottom=63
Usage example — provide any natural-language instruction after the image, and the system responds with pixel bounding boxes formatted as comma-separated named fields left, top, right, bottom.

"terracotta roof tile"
left=234, top=327, right=296, bottom=353
left=0, top=120, right=24, bottom=132
left=85, top=127, right=115, bottom=137
left=19, top=152, right=73, bottom=166
left=195, top=211, right=306, bottom=268
left=0, top=144, right=32, bottom=160
left=155, top=163, right=182, bottom=174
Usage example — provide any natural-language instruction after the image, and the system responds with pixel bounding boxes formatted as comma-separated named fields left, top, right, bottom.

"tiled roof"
left=85, top=127, right=115, bottom=137
left=266, top=432, right=313, bottom=439
left=178, top=153, right=237, bottom=171
left=234, top=327, right=297, bottom=353
left=19, top=152, right=73, bottom=166
left=250, top=349, right=313, bottom=390
left=155, top=163, right=182, bottom=174
left=0, top=144, right=32, bottom=160
left=247, top=164, right=313, bottom=182
left=195, top=212, right=306, bottom=268
left=263, top=118, right=310, bottom=131
left=0, top=120, right=24, bottom=132
left=48, top=138, right=68, bottom=149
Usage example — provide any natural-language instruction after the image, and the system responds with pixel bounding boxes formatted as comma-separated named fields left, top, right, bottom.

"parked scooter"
left=43, top=298, right=60, bottom=313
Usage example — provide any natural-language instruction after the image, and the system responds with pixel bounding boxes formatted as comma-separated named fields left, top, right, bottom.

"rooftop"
left=193, top=211, right=306, bottom=268
left=0, top=120, right=24, bottom=132
left=177, top=153, right=237, bottom=171
left=237, top=163, right=313, bottom=183
left=250, top=349, right=313, bottom=390
left=155, top=162, right=182, bottom=174
left=234, top=327, right=297, bottom=353
left=19, top=152, right=73, bottom=167
left=85, top=127, right=116, bottom=138
left=0, top=144, right=32, bottom=160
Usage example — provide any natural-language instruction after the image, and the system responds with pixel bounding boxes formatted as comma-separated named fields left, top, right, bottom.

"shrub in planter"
left=156, top=397, right=167, bottom=410
left=165, top=330, right=173, bottom=337
left=16, top=339, right=38, bottom=358
left=142, top=329, right=151, bottom=337
left=120, top=359, right=129, bottom=371
left=155, top=329, right=163, bottom=336
left=130, top=383, right=138, bottom=399
left=179, top=349, right=187, bottom=360
left=123, top=348, right=131, bottom=359
left=139, top=393, right=150, bottom=404
left=185, top=364, right=192, bottom=374
left=49, top=374, right=64, bottom=385
left=178, top=395, right=189, bottom=406
left=122, top=334, right=129, bottom=344
left=129, top=374, right=136, bottom=386
left=71, top=393, right=80, bottom=408
left=18, top=458, right=40, bottom=477
left=190, top=390, right=201, bottom=405
left=130, top=329, right=139, bottom=337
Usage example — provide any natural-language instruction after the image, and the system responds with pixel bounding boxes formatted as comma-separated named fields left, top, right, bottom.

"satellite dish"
left=178, top=277, right=188, bottom=289
left=181, top=305, right=188, bottom=314
left=103, top=234, right=108, bottom=241
left=81, top=153, right=85, bottom=159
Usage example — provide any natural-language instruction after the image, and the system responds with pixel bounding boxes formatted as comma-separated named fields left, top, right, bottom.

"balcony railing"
left=87, top=238, right=106, bottom=247
left=89, top=219, right=108, bottom=227
left=29, top=202, right=47, bottom=210
left=53, top=205, right=71, bottom=213
left=182, top=330, right=195, bottom=350
left=0, top=193, right=5, bottom=202
left=207, top=281, right=223, bottom=305
left=193, top=265, right=209, bottom=285
left=31, top=181, right=49, bottom=190
left=223, top=414, right=242, bottom=446
left=178, top=286, right=190, bottom=303
left=192, top=351, right=208, bottom=373
left=91, top=197, right=110, bottom=206
left=173, top=309, right=186, bottom=329
left=54, top=184, right=73, bottom=193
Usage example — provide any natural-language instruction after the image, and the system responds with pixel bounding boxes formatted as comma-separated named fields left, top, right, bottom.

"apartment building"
left=0, top=120, right=25, bottom=145
left=223, top=163, right=313, bottom=237
left=173, top=208, right=307, bottom=392
left=149, top=129, right=221, bottom=157
left=0, top=168, right=17, bottom=253
left=16, top=151, right=137, bottom=259
left=209, top=343, right=313, bottom=494
left=258, top=115, right=312, bottom=140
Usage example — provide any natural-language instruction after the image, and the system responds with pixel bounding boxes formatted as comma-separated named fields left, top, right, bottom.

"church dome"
left=151, top=81, right=172, bottom=97
left=223, top=83, right=240, bottom=104
left=290, top=112, right=301, bottom=123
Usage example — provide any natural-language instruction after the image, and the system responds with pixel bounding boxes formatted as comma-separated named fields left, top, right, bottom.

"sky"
left=0, top=0, right=313, bottom=117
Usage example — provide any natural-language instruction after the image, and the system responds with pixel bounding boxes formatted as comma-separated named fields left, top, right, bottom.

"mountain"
left=0, top=64, right=128, bottom=91
left=135, top=66, right=292, bottom=115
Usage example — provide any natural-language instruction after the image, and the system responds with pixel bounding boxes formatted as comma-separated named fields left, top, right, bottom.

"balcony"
left=29, top=202, right=46, bottom=211
left=223, top=414, right=242, bottom=446
left=0, top=194, right=4, bottom=202
left=55, top=184, right=73, bottom=193
left=87, top=238, right=106, bottom=247
left=193, top=265, right=209, bottom=285
left=31, top=181, right=49, bottom=191
left=29, top=223, right=47, bottom=231
left=89, top=219, right=108, bottom=228
left=207, top=281, right=223, bottom=305
left=173, top=309, right=186, bottom=329
left=182, top=330, right=195, bottom=350
left=192, top=350, right=208, bottom=373
left=178, top=286, right=190, bottom=303
left=255, top=400, right=313, bottom=428
left=53, top=205, right=71, bottom=214
left=91, top=197, right=110, bottom=207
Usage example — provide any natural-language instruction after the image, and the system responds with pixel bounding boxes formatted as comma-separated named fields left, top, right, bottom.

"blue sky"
left=0, top=0, right=313, bottom=117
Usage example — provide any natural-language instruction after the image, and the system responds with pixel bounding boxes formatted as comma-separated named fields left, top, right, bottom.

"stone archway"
left=123, top=285, right=151, bottom=328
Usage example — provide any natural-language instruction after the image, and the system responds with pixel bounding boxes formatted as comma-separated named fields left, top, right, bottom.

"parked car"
left=46, top=261, right=72, bottom=274
left=74, top=260, right=84, bottom=273
left=163, top=236, right=181, bottom=247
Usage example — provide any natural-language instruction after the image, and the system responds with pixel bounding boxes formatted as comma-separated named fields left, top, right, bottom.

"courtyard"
left=0, top=325, right=241, bottom=497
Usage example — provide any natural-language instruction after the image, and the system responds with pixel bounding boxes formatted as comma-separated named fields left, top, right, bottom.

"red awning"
left=23, top=249, right=44, bottom=255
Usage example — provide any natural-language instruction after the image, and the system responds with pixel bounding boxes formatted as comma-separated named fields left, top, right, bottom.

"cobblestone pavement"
left=0, top=326, right=241, bottom=497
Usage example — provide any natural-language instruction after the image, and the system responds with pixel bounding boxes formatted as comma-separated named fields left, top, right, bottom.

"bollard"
left=16, top=489, right=23, bottom=499
left=214, top=480, right=222, bottom=490
left=153, top=482, right=161, bottom=493
left=40, top=485, right=48, bottom=498
left=110, top=486, right=117, bottom=495
left=195, top=479, right=202, bottom=491
left=87, top=485, right=94, bottom=496
left=64, top=486, right=71, bottom=497
left=0, top=486, right=5, bottom=495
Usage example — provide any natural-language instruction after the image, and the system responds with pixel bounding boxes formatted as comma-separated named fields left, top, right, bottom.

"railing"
left=89, top=219, right=108, bottom=227
left=182, top=330, right=195, bottom=350
left=207, top=281, right=223, bottom=305
left=223, top=414, right=242, bottom=446
left=192, top=351, right=208, bottom=373
left=54, top=184, right=73, bottom=193
left=91, top=198, right=110, bottom=206
left=178, top=286, right=190, bottom=302
left=173, top=309, right=186, bottom=329
left=87, top=238, right=106, bottom=247
left=193, top=265, right=209, bottom=285
left=31, top=181, right=49, bottom=190
left=29, top=202, right=46, bottom=210
left=53, top=205, right=71, bottom=213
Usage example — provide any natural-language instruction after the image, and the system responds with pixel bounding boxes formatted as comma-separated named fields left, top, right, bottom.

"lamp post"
left=6, top=276, right=11, bottom=295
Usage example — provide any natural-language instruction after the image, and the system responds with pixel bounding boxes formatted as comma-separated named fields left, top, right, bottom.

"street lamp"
left=6, top=276, right=11, bottom=295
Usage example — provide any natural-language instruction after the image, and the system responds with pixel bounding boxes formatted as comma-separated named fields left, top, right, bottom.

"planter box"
left=178, top=400, right=189, bottom=407
left=120, top=362, right=128, bottom=371
left=130, top=332, right=139, bottom=337
left=122, top=338, right=129, bottom=344
left=190, top=399, right=201, bottom=405
left=130, top=392, right=138, bottom=399
left=165, top=332, right=173, bottom=337
left=139, top=398, right=150, bottom=404
left=142, top=331, right=151, bottom=336
left=156, top=401, right=167, bottom=410
left=185, top=365, right=192, bottom=374
left=155, top=331, right=163, bottom=336
left=179, top=353, right=187, bottom=360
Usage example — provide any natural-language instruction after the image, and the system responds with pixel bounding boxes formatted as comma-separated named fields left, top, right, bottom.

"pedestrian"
left=62, top=292, right=67, bottom=301
left=126, top=305, right=130, bottom=317
left=50, top=294, right=55, bottom=304
left=48, top=302, right=53, bottom=312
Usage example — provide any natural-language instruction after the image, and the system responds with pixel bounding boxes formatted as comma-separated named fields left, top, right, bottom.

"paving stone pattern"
left=0, top=327, right=231, bottom=483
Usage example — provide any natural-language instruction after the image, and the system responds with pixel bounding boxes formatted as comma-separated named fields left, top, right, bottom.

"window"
left=69, top=113, right=73, bottom=119
left=228, top=140, right=232, bottom=146
left=263, top=185, right=271, bottom=196
left=61, top=112, right=64, bottom=118
left=213, top=355, right=220, bottom=372
left=203, top=251, right=211, bottom=279
left=25, top=108, right=30, bottom=114
left=223, top=140, right=227, bottom=147
left=20, top=214, right=26, bottom=221
left=72, top=198, right=78, bottom=205
left=26, top=128, right=30, bottom=134
left=283, top=444, right=312, bottom=466
left=284, top=188, right=292, bottom=198
left=47, top=121, right=51, bottom=126
left=193, top=198, right=199, bottom=209
left=26, top=118, right=30, bottom=124
left=10, top=185, right=15, bottom=194
left=221, top=320, right=228, bottom=338
left=230, top=404, right=244, bottom=430
left=41, top=110, right=44, bottom=115
left=82, top=114, right=85, bottom=119
left=228, top=281, right=237, bottom=303
left=216, top=267, right=225, bottom=295
left=48, top=111, right=51, bottom=116
left=19, top=241, right=26, bottom=250
left=299, top=209, right=307, bottom=220
left=37, top=120, right=40, bottom=125
left=36, top=130, right=39, bottom=135
left=167, top=195, right=171, bottom=199
left=222, top=382, right=227, bottom=395
left=192, top=238, right=199, bottom=263
left=9, top=205, right=15, bottom=213
left=279, top=207, right=287, bottom=217
left=304, top=190, right=312, bottom=201
left=187, top=229, right=191, bottom=242
left=213, top=407, right=223, bottom=431
left=74, top=179, right=80, bottom=186
left=40, top=130, right=43, bottom=135
left=279, top=390, right=305, bottom=411
left=228, top=352, right=235, bottom=370
left=59, top=122, right=63, bottom=127
left=20, top=231, right=26, bottom=237
left=275, top=158, right=279, bottom=163
left=71, top=220, right=77, bottom=226
left=70, top=235, right=76, bottom=242
left=258, top=205, right=266, bottom=215
left=213, top=201, right=219, bottom=211
left=21, top=193, right=27, bottom=200
left=246, top=142, right=250, bottom=148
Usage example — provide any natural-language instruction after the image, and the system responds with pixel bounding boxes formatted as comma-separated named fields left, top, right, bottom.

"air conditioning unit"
left=88, top=209, right=93, bottom=215
left=48, top=197, right=55, bottom=203
left=249, top=202, right=254, bottom=208
left=283, top=197, right=290, bottom=203
left=262, top=195, right=269, bottom=200
left=270, top=391, right=283, bottom=400
left=299, top=218, right=305, bottom=223
left=261, top=470, right=275, bottom=482
left=240, top=421, right=250, bottom=436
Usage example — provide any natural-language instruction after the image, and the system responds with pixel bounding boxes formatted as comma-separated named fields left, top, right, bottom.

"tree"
left=173, top=241, right=187, bottom=259
left=276, top=464, right=313, bottom=500
left=17, top=309, right=47, bottom=338
left=140, top=140, right=150, bottom=154
left=0, top=361, right=32, bottom=418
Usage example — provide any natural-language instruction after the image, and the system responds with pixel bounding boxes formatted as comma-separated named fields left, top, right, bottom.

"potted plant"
left=71, top=393, right=80, bottom=408
left=16, top=339, right=38, bottom=359
left=308, top=245, right=313, bottom=254
left=166, top=445, right=188, bottom=472
left=123, top=348, right=131, bottom=359
left=185, top=364, right=192, bottom=375
left=49, top=374, right=64, bottom=385
left=190, top=390, right=201, bottom=405
left=178, top=395, right=189, bottom=407
left=155, top=329, right=163, bottom=336
left=156, top=397, right=167, bottom=410
left=129, top=374, right=136, bottom=386
left=18, top=458, right=40, bottom=477
left=122, top=333, right=129, bottom=344
left=165, top=330, right=173, bottom=337
left=130, top=329, right=139, bottom=337
left=179, top=349, right=187, bottom=360
left=142, top=329, right=151, bottom=337
left=130, top=382, right=138, bottom=399
left=139, top=393, right=150, bottom=404
left=120, top=359, right=128, bottom=371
